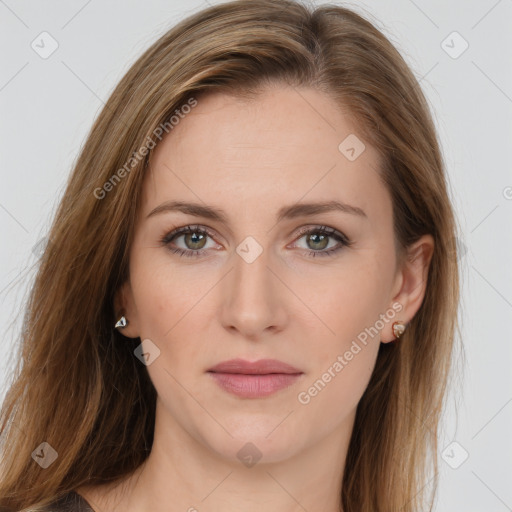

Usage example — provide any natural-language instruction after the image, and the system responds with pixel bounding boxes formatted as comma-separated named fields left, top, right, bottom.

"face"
left=117, top=85, right=430, bottom=465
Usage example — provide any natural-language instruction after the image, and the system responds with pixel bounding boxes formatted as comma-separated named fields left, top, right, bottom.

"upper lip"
left=207, top=358, right=302, bottom=375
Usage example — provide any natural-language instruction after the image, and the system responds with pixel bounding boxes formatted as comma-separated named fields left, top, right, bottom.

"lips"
left=207, top=358, right=302, bottom=375
left=207, top=358, right=304, bottom=398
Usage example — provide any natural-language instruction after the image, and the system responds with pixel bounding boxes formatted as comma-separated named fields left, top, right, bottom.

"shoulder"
left=0, top=491, right=95, bottom=512
left=38, top=491, right=95, bottom=512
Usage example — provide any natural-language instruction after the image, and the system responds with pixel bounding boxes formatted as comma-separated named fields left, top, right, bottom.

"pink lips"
left=207, top=358, right=303, bottom=398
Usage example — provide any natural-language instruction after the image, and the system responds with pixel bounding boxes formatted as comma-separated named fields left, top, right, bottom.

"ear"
left=114, top=279, right=140, bottom=339
left=382, top=234, right=435, bottom=343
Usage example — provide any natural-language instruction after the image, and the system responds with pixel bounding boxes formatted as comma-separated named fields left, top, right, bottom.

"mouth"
left=207, top=358, right=302, bottom=375
left=207, top=358, right=304, bottom=398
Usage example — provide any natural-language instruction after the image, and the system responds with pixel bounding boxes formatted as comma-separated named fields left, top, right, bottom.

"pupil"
left=186, top=232, right=206, bottom=250
left=309, top=233, right=328, bottom=250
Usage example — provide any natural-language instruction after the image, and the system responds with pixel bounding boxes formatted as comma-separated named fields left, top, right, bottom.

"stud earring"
left=115, top=315, right=127, bottom=329
left=392, top=321, right=406, bottom=340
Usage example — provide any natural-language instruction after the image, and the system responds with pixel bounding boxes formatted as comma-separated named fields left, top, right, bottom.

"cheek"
left=130, top=246, right=205, bottom=326
left=306, top=283, right=381, bottom=393
left=129, top=253, right=214, bottom=365
left=295, top=264, right=386, bottom=418
left=307, top=259, right=391, bottom=351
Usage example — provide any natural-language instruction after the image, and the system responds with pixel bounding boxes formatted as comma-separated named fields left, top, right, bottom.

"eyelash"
left=160, top=224, right=352, bottom=259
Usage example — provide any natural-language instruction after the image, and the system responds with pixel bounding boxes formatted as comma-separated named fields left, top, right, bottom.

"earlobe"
left=113, top=281, right=140, bottom=338
left=115, top=315, right=128, bottom=329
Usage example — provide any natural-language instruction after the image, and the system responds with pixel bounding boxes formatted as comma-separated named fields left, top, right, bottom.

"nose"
left=219, top=244, right=287, bottom=340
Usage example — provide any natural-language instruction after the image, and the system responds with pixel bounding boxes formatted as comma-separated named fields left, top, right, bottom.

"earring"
left=115, top=315, right=127, bottom=329
left=392, top=321, right=406, bottom=340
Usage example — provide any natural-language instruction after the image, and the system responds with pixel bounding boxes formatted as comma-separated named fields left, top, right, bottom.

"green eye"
left=161, top=224, right=352, bottom=259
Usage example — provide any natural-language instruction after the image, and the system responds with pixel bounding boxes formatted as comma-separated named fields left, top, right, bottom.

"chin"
left=200, top=419, right=304, bottom=467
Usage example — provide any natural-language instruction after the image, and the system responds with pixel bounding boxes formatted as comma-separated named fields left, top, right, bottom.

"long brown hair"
left=0, top=1, right=461, bottom=510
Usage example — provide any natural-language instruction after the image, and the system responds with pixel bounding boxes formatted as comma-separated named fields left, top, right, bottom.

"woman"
left=0, top=0, right=461, bottom=511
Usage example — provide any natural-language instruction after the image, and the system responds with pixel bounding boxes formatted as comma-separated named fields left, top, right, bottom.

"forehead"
left=142, top=86, right=390, bottom=226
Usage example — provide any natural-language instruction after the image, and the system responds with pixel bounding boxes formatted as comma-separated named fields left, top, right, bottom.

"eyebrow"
left=146, top=199, right=367, bottom=223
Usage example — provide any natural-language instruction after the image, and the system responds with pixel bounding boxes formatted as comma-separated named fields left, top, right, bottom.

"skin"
left=77, top=84, right=434, bottom=512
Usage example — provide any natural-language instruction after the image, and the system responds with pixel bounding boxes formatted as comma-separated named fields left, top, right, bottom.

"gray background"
left=1, top=0, right=511, bottom=510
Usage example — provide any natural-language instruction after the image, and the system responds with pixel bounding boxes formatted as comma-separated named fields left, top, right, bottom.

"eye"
left=160, top=225, right=218, bottom=259
left=160, top=224, right=352, bottom=259
left=291, top=225, right=352, bottom=258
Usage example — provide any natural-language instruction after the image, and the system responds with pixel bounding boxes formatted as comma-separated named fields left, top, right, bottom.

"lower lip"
left=207, top=372, right=303, bottom=398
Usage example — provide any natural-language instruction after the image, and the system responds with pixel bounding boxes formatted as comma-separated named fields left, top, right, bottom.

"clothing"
left=39, top=491, right=95, bottom=512
left=0, top=491, right=95, bottom=512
